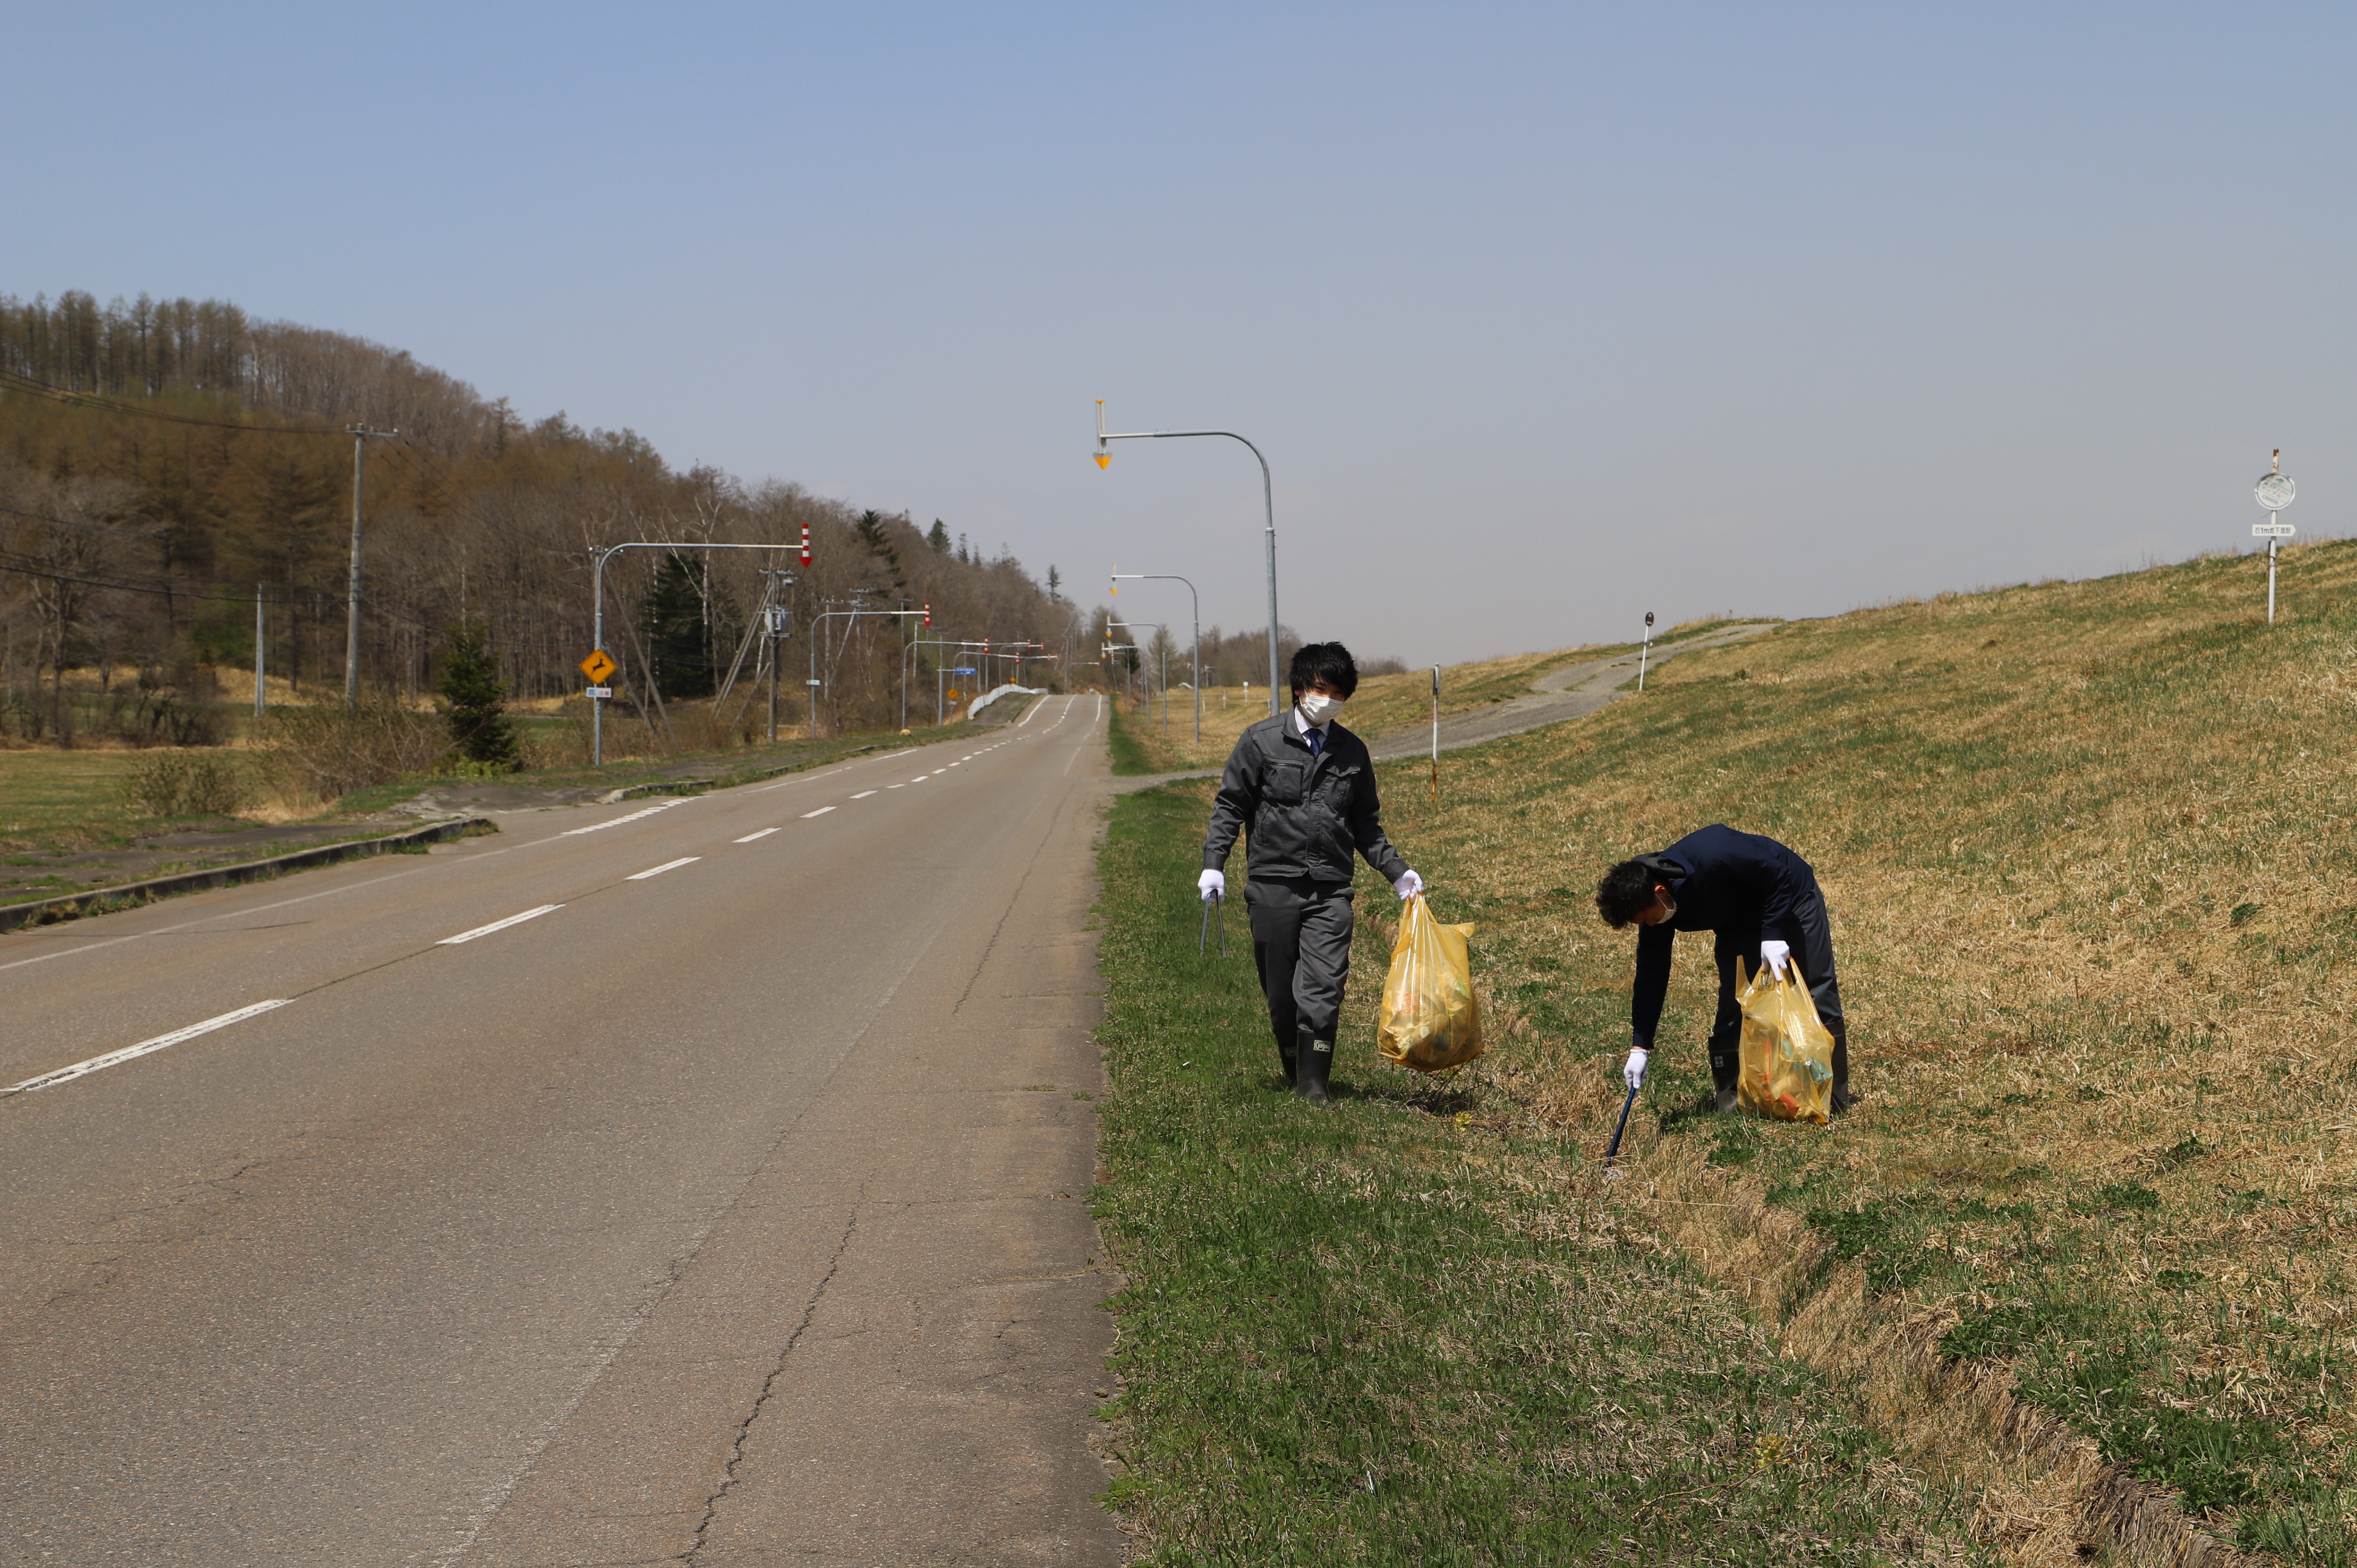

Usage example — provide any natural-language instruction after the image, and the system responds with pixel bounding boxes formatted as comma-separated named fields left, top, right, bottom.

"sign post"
left=1429, top=664, right=1440, bottom=809
left=2254, top=451, right=2296, bottom=625
left=1637, top=611, right=1655, bottom=691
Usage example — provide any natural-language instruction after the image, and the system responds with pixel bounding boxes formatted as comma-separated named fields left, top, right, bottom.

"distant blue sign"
left=947, top=667, right=978, bottom=675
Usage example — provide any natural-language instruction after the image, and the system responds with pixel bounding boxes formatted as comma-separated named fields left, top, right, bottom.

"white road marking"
left=887, top=784, right=904, bottom=789
left=627, top=857, right=701, bottom=880
left=850, top=790, right=878, bottom=799
left=909, top=777, right=929, bottom=785
left=931, top=769, right=946, bottom=775
left=437, top=905, right=564, bottom=945
left=734, top=828, right=780, bottom=842
left=561, top=799, right=691, bottom=836
left=801, top=806, right=836, bottom=819
left=5, top=999, right=293, bottom=1097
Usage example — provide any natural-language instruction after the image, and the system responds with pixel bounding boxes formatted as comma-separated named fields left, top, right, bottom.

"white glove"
left=1393, top=869, right=1424, bottom=900
left=1624, top=1048, right=1650, bottom=1092
left=1198, top=869, right=1225, bottom=901
left=1759, top=939, right=1792, bottom=978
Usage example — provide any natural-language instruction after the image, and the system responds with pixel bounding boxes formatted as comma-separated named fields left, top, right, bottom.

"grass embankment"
left=1284, top=541, right=2357, bottom=1562
left=1113, top=621, right=1767, bottom=776
left=1092, top=783, right=1981, bottom=1563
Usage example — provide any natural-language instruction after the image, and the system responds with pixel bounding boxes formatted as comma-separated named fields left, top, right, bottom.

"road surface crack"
left=675, top=1204, right=861, bottom=1562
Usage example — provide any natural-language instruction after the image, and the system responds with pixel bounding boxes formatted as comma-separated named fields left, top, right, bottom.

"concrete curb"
left=0, top=816, right=499, bottom=934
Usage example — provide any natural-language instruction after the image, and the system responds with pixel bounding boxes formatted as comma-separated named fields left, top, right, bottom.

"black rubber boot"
left=1295, top=1036, right=1334, bottom=1105
left=1711, top=1051, right=1739, bottom=1114
left=1278, top=1047, right=1297, bottom=1087
left=1828, top=1024, right=1854, bottom=1116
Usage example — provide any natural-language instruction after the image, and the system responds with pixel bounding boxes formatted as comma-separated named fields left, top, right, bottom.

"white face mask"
left=1297, top=691, right=1346, bottom=727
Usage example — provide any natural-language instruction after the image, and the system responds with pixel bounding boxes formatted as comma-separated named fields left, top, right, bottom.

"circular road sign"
left=2256, top=471, right=2296, bottom=511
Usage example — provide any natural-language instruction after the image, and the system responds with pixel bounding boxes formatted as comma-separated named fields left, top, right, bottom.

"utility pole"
left=254, top=586, right=266, bottom=718
left=343, top=425, right=398, bottom=707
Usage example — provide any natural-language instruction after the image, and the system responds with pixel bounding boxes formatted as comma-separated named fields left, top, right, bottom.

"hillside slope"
left=1358, top=541, right=2357, bottom=1562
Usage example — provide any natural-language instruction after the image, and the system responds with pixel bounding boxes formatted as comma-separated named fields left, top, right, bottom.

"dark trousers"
left=1245, top=876, right=1356, bottom=1057
left=1707, top=881, right=1851, bottom=1105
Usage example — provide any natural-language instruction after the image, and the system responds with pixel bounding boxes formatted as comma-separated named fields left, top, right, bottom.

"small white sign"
left=586, top=685, right=612, bottom=698
left=2253, top=522, right=2296, bottom=538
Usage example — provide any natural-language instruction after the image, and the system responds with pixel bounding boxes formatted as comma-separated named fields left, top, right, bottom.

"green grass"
left=1090, top=781, right=1979, bottom=1563
left=1107, top=700, right=1158, bottom=776
left=1336, top=539, right=2357, bottom=1560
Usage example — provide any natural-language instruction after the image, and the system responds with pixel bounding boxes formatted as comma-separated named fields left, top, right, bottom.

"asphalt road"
left=0, top=696, right=1127, bottom=1567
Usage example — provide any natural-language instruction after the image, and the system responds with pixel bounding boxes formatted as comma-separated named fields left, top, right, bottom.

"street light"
left=1108, top=618, right=1168, bottom=731
left=1111, top=569, right=1200, bottom=742
left=1095, top=399, right=1282, bottom=717
left=589, top=540, right=801, bottom=766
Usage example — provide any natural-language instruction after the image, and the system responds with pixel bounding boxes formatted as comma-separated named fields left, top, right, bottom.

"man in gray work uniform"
left=1200, top=642, right=1424, bottom=1105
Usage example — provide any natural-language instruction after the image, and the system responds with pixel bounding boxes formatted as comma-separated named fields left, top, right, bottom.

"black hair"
left=1288, top=642, right=1359, bottom=699
left=1595, top=858, right=1668, bottom=928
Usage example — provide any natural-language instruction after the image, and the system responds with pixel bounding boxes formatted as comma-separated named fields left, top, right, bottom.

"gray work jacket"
left=1201, top=711, right=1409, bottom=886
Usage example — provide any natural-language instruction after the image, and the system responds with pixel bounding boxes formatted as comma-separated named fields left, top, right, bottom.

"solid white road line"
left=850, top=790, right=877, bottom=799
left=627, top=857, right=701, bottom=880
left=801, top=806, right=836, bottom=819
left=437, top=905, right=564, bottom=945
left=735, top=828, right=780, bottom=842
left=5, top=999, right=293, bottom=1097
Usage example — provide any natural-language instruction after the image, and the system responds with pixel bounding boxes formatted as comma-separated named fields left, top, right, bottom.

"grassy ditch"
left=1091, top=779, right=1981, bottom=1563
left=1348, top=541, right=2357, bottom=1561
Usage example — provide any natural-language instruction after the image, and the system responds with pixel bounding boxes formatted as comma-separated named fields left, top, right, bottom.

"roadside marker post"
left=1429, top=664, right=1440, bottom=809
left=1637, top=611, right=1654, bottom=691
left=2254, top=450, right=2296, bottom=625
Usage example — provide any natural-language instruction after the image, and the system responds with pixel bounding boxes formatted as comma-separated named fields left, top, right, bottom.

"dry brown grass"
left=1331, top=544, right=2357, bottom=1563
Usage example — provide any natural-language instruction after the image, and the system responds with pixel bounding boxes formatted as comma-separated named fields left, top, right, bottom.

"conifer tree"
left=927, top=518, right=951, bottom=553
left=439, top=623, right=520, bottom=768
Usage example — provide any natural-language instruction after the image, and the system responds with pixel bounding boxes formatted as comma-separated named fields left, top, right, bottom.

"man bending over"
left=1594, top=825, right=1853, bottom=1114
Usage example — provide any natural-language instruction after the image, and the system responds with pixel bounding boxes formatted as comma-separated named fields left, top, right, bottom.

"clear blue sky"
left=7, top=3, right=2351, bottom=663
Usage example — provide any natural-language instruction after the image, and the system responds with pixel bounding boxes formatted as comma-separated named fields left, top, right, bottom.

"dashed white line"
left=801, top=806, right=836, bottom=819
left=850, top=790, right=878, bottom=799
left=735, top=828, right=780, bottom=842
left=887, top=783, right=905, bottom=790
left=909, top=777, right=929, bottom=785
left=438, top=905, right=564, bottom=945
left=5, top=999, right=293, bottom=1097
left=627, top=857, right=701, bottom=880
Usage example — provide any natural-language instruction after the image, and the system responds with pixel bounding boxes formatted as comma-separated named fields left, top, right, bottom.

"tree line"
left=0, top=290, right=1090, bottom=744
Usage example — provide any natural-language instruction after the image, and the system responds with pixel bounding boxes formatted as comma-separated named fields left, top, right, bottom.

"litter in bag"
left=1377, top=894, right=1483, bottom=1073
left=1735, top=958, right=1835, bottom=1124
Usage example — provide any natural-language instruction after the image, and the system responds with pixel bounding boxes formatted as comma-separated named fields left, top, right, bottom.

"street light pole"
left=343, top=425, right=398, bottom=707
left=589, top=540, right=803, bottom=766
left=1095, top=400, right=1281, bottom=717
left=1110, top=572, right=1200, bottom=742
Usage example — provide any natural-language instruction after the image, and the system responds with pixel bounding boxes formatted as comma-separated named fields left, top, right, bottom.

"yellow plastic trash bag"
left=1376, top=894, right=1483, bottom=1073
left=1736, top=958, right=1835, bottom=1124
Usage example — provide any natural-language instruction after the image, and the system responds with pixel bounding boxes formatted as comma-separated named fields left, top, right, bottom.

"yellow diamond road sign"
left=580, top=649, right=617, bottom=684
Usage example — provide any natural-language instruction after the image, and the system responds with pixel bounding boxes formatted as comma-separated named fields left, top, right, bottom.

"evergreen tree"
left=638, top=552, right=736, bottom=700
left=927, top=518, right=951, bottom=554
left=1047, top=565, right=1061, bottom=601
left=438, top=622, right=520, bottom=768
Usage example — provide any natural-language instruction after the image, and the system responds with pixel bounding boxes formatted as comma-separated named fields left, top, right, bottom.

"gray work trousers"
left=1707, top=880, right=1850, bottom=1102
left=1244, top=875, right=1356, bottom=1050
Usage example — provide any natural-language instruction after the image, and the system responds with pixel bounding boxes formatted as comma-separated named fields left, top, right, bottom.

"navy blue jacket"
left=1630, top=825, right=1816, bottom=1051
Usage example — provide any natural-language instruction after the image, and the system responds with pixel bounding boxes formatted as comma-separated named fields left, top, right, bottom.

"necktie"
left=1307, top=725, right=1323, bottom=760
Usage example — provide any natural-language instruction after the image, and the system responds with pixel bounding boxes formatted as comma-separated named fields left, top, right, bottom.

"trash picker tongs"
left=1601, top=1084, right=1638, bottom=1180
left=1199, top=890, right=1228, bottom=957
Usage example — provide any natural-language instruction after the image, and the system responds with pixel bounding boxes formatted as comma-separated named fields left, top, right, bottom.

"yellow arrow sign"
left=580, top=649, right=617, bottom=684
